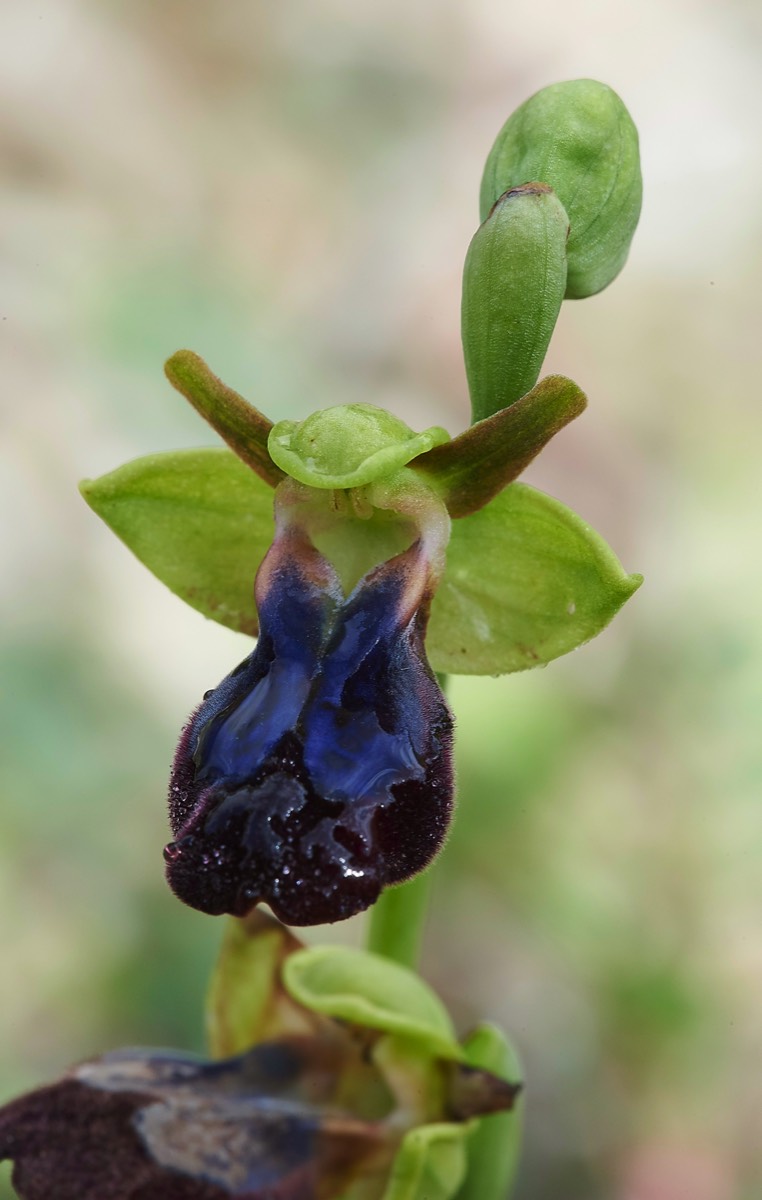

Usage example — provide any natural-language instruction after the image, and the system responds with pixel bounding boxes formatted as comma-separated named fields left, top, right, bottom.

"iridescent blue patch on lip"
left=166, top=522, right=453, bottom=927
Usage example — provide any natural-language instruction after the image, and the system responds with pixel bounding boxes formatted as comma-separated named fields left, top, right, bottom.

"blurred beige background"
left=1, top=1, right=760, bottom=1197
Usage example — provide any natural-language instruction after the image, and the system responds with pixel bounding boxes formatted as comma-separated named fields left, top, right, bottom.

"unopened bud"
left=462, top=183, right=568, bottom=423
left=480, top=79, right=642, bottom=299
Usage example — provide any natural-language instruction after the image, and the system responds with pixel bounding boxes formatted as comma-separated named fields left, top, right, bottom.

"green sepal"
left=462, top=184, right=568, bottom=424
left=164, top=350, right=284, bottom=488
left=206, top=911, right=312, bottom=1059
left=269, top=404, right=450, bottom=489
left=455, top=1024, right=523, bottom=1200
left=413, top=375, right=586, bottom=518
left=428, top=482, right=642, bottom=675
left=380, top=1124, right=468, bottom=1200
left=282, top=946, right=463, bottom=1061
left=480, top=79, right=642, bottom=299
left=80, top=447, right=274, bottom=636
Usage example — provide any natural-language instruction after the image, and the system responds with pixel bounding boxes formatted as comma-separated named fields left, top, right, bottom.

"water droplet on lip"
left=163, top=841, right=180, bottom=862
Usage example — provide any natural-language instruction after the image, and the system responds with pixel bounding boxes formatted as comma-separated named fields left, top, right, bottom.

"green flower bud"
left=462, top=183, right=568, bottom=423
left=479, top=79, right=642, bottom=299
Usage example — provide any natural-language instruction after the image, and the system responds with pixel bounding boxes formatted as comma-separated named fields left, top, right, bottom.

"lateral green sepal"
left=412, top=375, right=586, bottom=518
left=428, top=482, right=642, bottom=675
left=80, top=447, right=274, bottom=636
left=164, top=349, right=284, bottom=487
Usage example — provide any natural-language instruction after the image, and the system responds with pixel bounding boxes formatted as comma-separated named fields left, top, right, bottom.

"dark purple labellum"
left=166, top=524, right=453, bottom=925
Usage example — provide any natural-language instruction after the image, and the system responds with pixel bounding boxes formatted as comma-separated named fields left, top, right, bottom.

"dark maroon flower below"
left=0, top=1043, right=391, bottom=1200
left=165, top=522, right=453, bottom=925
left=0, top=1031, right=519, bottom=1200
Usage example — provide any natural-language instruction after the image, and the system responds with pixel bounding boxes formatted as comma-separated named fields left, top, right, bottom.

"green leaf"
left=413, top=376, right=586, bottom=518
left=381, top=1125, right=468, bottom=1200
left=462, top=184, right=568, bottom=423
left=480, top=79, right=642, bottom=299
left=455, top=1024, right=523, bottom=1200
left=165, top=350, right=284, bottom=487
left=206, top=911, right=312, bottom=1059
left=269, top=404, right=450, bottom=489
left=427, top=482, right=642, bottom=675
left=282, top=947, right=462, bottom=1060
left=80, top=447, right=273, bottom=636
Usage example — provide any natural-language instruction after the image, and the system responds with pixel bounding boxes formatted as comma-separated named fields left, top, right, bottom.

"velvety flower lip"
left=165, top=492, right=453, bottom=926
left=0, top=1042, right=391, bottom=1200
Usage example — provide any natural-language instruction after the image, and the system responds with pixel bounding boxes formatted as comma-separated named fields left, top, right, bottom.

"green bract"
left=462, top=184, right=568, bottom=422
left=206, top=911, right=310, bottom=1058
left=480, top=79, right=642, bottom=299
left=269, top=404, right=450, bottom=489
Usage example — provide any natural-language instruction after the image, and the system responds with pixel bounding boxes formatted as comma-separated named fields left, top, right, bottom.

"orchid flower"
left=82, top=348, right=640, bottom=927
left=165, top=473, right=453, bottom=925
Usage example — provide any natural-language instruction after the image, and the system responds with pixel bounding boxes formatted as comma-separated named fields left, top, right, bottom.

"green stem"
left=366, top=673, right=448, bottom=970
left=366, top=869, right=435, bottom=970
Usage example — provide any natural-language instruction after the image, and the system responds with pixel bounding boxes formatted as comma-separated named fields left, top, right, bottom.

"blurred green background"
left=1, top=1, right=760, bottom=1197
